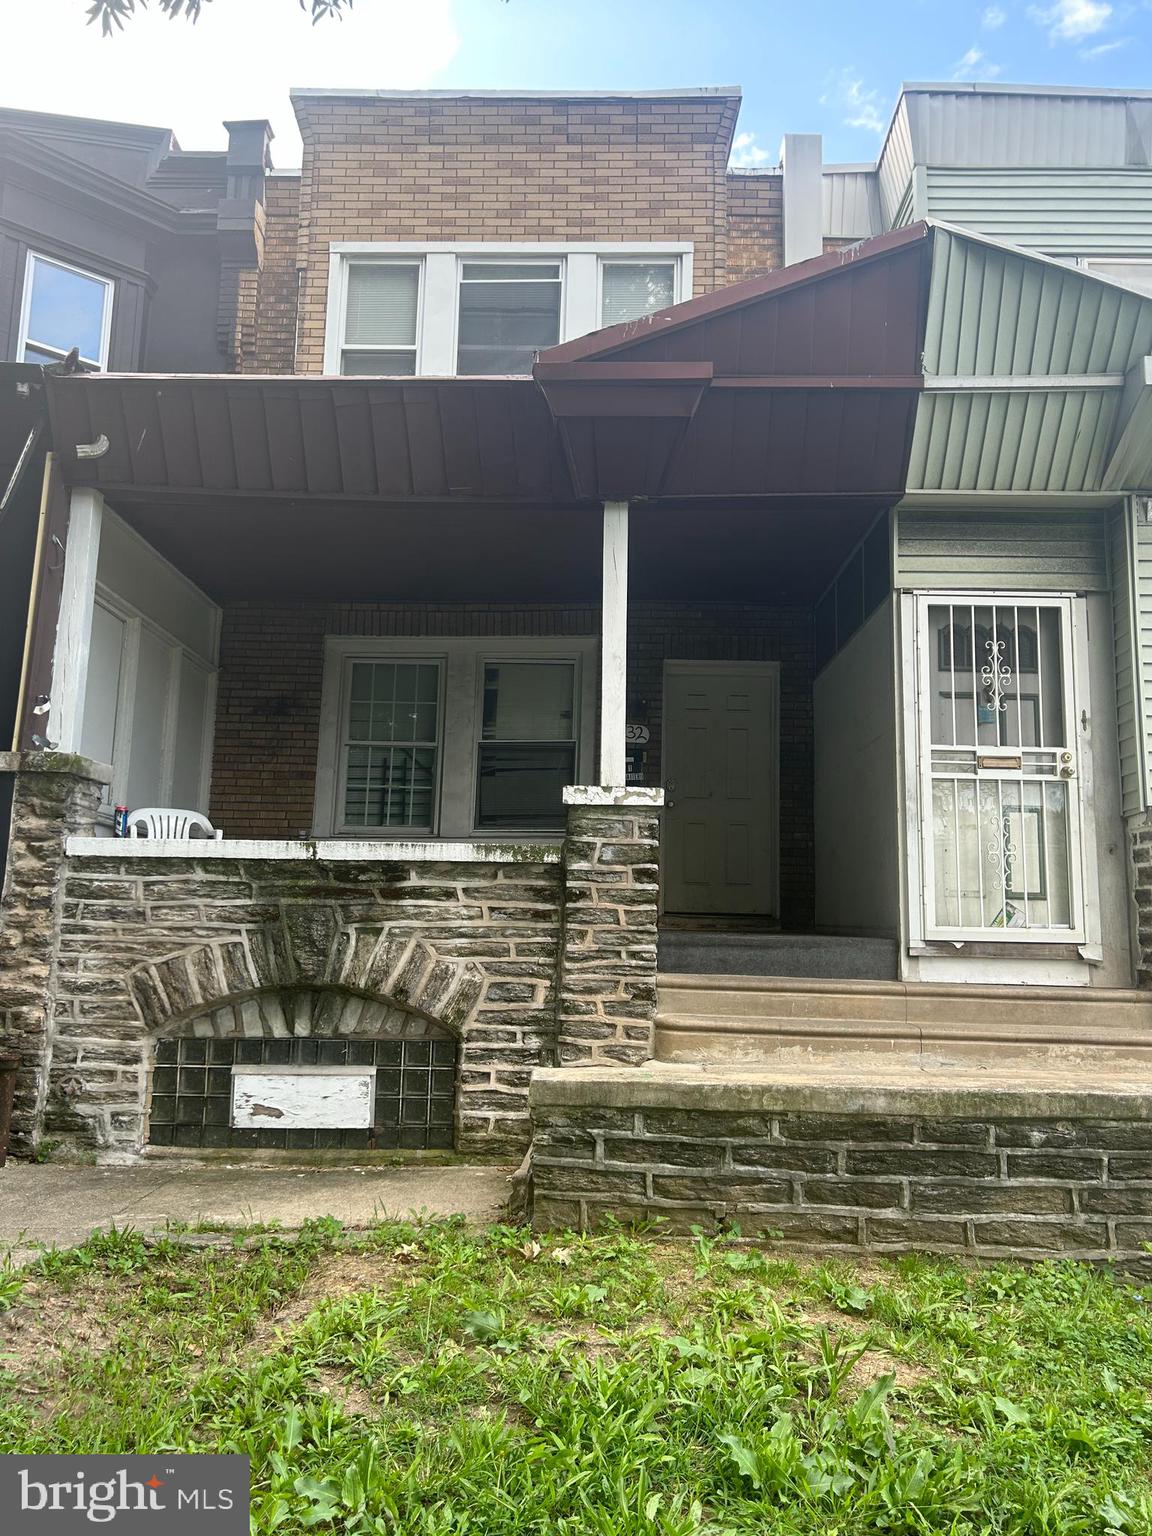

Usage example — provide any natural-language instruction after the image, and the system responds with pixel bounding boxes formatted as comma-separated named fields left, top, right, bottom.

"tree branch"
left=86, top=0, right=353, bottom=35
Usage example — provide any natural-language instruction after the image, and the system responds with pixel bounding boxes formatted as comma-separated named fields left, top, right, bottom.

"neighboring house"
left=3, top=83, right=1152, bottom=1261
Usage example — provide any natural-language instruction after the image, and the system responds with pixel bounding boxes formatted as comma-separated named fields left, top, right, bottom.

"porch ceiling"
left=107, top=492, right=884, bottom=603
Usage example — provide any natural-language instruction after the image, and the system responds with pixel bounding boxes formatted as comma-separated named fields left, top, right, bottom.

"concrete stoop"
left=655, top=974, right=1152, bottom=1067
left=527, top=1060, right=1152, bottom=1268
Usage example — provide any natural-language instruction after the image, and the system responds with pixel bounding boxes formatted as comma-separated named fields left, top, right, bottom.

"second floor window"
left=340, top=262, right=421, bottom=374
left=327, top=244, right=692, bottom=377
left=457, top=262, right=562, bottom=375
left=19, top=253, right=113, bottom=369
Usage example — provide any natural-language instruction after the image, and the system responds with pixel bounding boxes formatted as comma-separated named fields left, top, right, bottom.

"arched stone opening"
left=146, top=983, right=458, bottom=1153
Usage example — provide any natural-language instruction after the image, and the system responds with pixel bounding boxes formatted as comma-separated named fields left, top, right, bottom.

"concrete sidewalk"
left=0, top=1162, right=512, bottom=1262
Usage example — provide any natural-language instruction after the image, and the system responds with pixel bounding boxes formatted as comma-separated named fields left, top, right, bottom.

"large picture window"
left=318, top=639, right=594, bottom=839
left=19, top=252, right=113, bottom=369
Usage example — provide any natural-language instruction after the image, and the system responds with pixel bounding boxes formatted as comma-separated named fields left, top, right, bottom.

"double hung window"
left=19, top=252, right=113, bottom=368
left=456, top=262, right=562, bottom=374
left=476, top=662, right=576, bottom=829
left=338, top=263, right=420, bottom=374
left=341, top=661, right=440, bottom=829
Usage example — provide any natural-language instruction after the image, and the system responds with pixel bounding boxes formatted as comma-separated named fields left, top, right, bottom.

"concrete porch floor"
left=0, top=1163, right=513, bottom=1265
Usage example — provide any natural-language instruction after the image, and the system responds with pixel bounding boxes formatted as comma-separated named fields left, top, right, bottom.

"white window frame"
left=334, top=654, right=445, bottom=835
left=314, top=634, right=597, bottom=840
left=330, top=257, right=424, bottom=375
left=18, top=250, right=114, bottom=369
left=324, top=242, right=694, bottom=376
left=454, top=257, right=566, bottom=377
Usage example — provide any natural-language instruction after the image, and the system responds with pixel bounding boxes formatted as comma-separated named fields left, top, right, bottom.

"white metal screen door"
left=916, top=595, right=1085, bottom=941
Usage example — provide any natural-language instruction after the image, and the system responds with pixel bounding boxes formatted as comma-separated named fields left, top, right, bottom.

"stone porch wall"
left=0, top=755, right=662, bottom=1159
left=529, top=1070, right=1152, bottom=1269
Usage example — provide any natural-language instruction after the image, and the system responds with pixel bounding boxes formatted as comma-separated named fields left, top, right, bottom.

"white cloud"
left=1029, top=0, right=1112, bottom=41
left=1080, top=35, right=1129, bottom=55
left=820, top=70, right=886, bottom=136
left=0, top=0, right=462, bottom=160
left=951, top=45, right=1003, bottom=78
left=730, top=131, right=774, bottom=168
left=981, top=5, right=1008, bottom=27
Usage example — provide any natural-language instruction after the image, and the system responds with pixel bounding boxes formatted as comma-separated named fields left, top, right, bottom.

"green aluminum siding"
left=923, top=168, right=1152, bottom=255
left=895, top=509, right=1110, bottom=592
left=1110, top=506, right=1145, bottom=815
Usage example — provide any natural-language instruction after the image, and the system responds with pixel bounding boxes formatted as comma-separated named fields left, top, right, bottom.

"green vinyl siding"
left=895, top=509, right=1110, bottom=592
left=924, top=168, right=1152, bottom=256
left=1110, top=507, right=1145, bottom=815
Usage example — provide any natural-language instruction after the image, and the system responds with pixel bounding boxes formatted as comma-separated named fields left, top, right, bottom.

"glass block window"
left=20, top=253, right=113, bottom=368
left=342, top=660, right=440, bottom=829
left=149, top=1035, right=456, bottom=1150
left=600, top=262, right=676, bottom=327
left=457, top=262, right=562, bottom=375
left=340, top=262, right=421, bottom=375
left=476, top=661, right=576, bottom=830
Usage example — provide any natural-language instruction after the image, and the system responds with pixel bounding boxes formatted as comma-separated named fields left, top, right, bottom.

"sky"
left=2, top=0, right=1151, bottom=168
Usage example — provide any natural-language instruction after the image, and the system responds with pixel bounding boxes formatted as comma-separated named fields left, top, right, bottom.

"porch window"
left=600, top=261, right=676, bottom=327
left=339, top=262, right=421, bottom=375
left=342, top=661, right=440, bottom=829
left=456, top=262, right=562, bottom=375
left=19, top=252, right=113, bottom=369
left=476, top=662, right=576, bottom=830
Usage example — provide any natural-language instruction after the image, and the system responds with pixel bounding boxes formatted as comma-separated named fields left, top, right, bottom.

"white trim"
left=51, top=487, right=104, bottom=753
left=325, top=242, right=694, bottom=377
left=925, top=374, right=1126, bottom=391
left=18, top=250, right=114, bottom=369
left=600, top=501, right=629, bottom=785
left=66, top=836, right=562, bottom=863
left=292, top=86, right=741, bottom=101
left=312, top=634, right=597, bottom=840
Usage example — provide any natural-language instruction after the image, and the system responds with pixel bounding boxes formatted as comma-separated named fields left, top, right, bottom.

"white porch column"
left=599, top=498, right=629, bottom=785
left=50, top=486, right=104, bottom=753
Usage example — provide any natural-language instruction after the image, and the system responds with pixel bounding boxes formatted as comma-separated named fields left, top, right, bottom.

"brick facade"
left=208, top=601, right=814, bottom=927
left=290, top=92, right=742, bottom=373
left=245, top=174, right=301, bottom=374
left=725, top=171, right=784, bottom=280
left=529, top=1078, right=1152, bottom=1270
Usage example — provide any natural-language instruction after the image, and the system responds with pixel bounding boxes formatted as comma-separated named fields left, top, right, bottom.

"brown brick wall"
left=291, top=93, right=740, bottom=372
left=207, top=600, right=814, bottom=925
left=245, top=174, right=300, bottom=373
left=725, top=171, right=784, bottom=280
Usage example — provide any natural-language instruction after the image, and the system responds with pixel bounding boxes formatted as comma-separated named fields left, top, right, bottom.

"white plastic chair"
left=127, top=808, right=223, bottom=840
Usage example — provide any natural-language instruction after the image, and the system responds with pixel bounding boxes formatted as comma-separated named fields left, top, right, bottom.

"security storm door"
left=916, top=596, right=1085, bottom=941
left=662, top=662, right=778, bottom=917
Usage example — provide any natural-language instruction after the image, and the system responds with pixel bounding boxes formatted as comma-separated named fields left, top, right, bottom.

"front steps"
left=658, top=931, right=898, bottom=980
left=655, top=973, right=1152, bottom=1068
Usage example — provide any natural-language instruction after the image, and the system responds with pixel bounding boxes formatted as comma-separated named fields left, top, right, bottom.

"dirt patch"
left=535, top=1319, right=622, bottom=1358
left=246, top=1251, right=403, bottom=1355
left=0, top=1276, right=121, bottom=1386
left=311, top=1363, right=380, bottom=1418
left=847, top=1348, right=933, bottom=1392
left=795, top=1304, right=869, bottom=1334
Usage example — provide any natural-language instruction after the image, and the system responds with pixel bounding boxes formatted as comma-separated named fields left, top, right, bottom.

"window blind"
left=601, top=263, right=675, bottom=328
left=344, top=264, right=420, bottom=345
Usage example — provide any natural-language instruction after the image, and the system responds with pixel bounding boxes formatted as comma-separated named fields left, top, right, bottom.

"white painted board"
left=230, top=1067, right=374, bottom=1129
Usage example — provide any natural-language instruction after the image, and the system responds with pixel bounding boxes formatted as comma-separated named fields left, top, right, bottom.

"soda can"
left=113, top=805, right=129, bottom=838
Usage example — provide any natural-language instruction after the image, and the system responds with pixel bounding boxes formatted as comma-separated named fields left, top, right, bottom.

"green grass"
left=1, top=1220, right=1150, bottom=1534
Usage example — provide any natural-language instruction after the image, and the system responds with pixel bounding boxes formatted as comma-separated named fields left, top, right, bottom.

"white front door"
left=916, top=594, right=1087, bottom=942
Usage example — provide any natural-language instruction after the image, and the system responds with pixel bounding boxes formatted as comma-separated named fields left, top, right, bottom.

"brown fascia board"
left=0, top=128, right=182, bottom=236
left=538, top=222, right=933, bottom=366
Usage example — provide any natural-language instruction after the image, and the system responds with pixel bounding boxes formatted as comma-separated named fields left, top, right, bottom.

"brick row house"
left=4, top=84, right=1152, bottom=1261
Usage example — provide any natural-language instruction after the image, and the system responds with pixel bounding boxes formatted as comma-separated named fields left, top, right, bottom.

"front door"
left=916, top=595, right=1087, bottom=941
left=662, top=662, right=778, bottom=917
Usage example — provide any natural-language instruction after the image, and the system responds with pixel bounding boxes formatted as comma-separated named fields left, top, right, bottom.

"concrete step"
left=655, top=973, right=1152, bottom=1067
left=657, top=931, right=899, bottom=981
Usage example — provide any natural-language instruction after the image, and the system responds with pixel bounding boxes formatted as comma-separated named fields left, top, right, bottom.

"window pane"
left=348, top=662, right=438, bottom=743
left=26, top=256, right=108, bottom=365
left=344, top=264, right=419, bottom=346
left=601, top=263, right=675, bottom=327
left=482, top=663, right=575, bottom=741
left=461, top=263, right=561, bottom=282
left=344, top=746, right=436, bottom=828
left=477, top=744, right=574, bottom=829
left=341, top=350, right=417, bottom=376
left=457, top=275, right=561, bottom=375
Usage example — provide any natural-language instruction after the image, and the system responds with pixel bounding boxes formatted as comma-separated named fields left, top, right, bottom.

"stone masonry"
left=0, top=753, right=111, bottom=1157
left=557, top=789, right=662, bottom=1067
left=0, top=754, right=664, bottom=1160
left=529, top=1070, right=1152, bottom=1269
